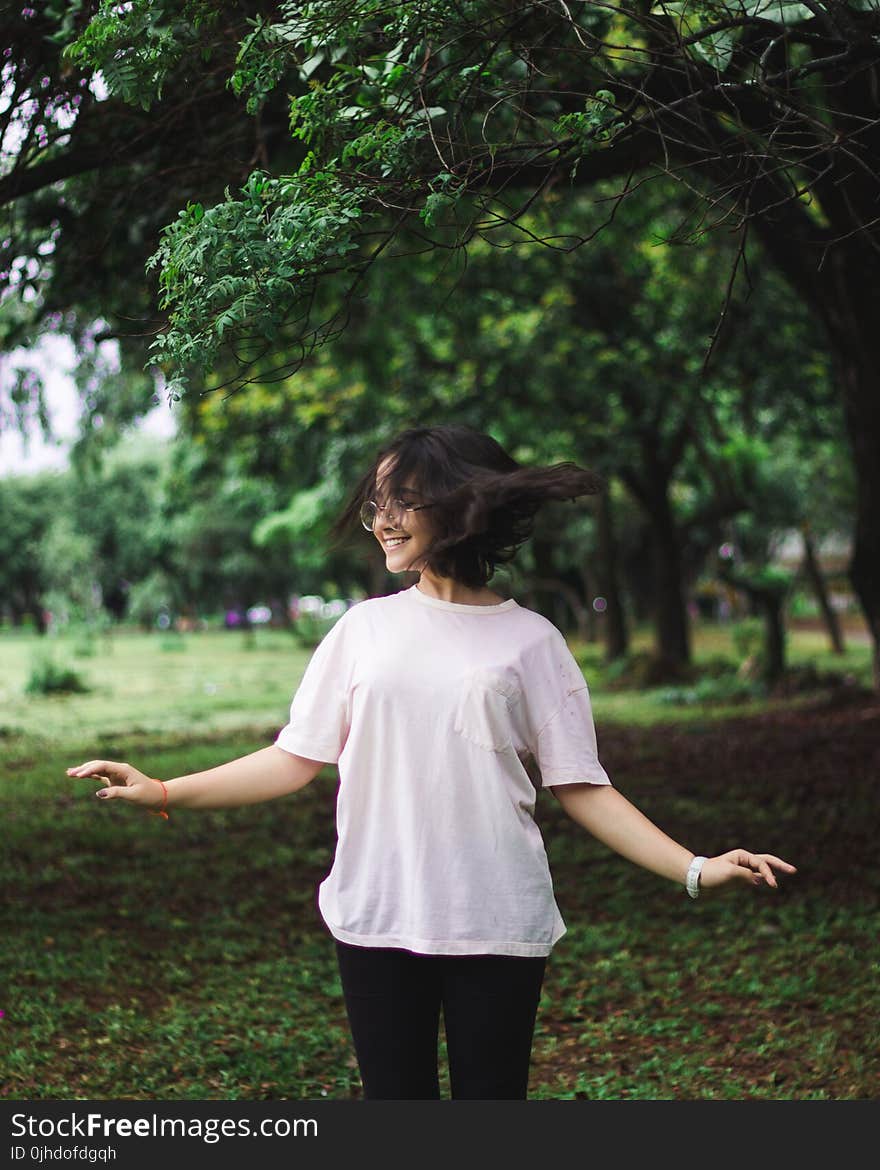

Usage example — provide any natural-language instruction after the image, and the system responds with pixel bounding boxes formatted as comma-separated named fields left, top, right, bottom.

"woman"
left=66, top=424, right=796, bottom=1100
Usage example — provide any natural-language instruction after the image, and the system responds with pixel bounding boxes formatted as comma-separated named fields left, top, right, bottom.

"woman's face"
left=371, top=457, right=435, bottom=575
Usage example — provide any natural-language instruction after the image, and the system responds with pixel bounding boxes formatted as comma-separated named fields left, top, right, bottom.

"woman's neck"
left=415, top=570, right=505, bottom=607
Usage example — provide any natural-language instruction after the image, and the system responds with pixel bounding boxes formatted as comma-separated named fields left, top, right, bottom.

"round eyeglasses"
left=360, top=497, right=435, bottom=532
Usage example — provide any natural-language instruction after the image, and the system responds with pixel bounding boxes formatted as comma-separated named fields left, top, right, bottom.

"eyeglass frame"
left=360, top=496, right=437, bottom=532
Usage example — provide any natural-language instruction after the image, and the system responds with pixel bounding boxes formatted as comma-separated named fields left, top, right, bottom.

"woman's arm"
left=66, top=745, right=326, bottom=811
left=550, top=783, right=796, bottom=892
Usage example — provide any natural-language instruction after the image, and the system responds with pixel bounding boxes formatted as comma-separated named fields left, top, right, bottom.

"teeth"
left=386, top=537, right=409, bottom=547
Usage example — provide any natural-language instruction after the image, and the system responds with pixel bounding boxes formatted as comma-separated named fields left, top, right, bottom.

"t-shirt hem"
left=325, top=920, right=560, bottom=957
left=541, top=769, right=612, bottom=789
left=274, top=729, right=339, bottom=764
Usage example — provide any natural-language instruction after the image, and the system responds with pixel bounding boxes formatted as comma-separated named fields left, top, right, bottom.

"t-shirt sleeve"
left=274, top=612, right=353, bottom=764
left=529, top=631, right=612, bottom=789
left=534, top=684, right=612, bottom=788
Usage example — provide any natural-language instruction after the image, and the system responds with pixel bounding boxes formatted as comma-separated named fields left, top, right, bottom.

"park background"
left=1, top=2, right=878, bottom=1101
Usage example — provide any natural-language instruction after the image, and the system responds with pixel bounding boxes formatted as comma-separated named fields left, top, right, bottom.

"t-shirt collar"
left=407, top=584, right=518, bottom=614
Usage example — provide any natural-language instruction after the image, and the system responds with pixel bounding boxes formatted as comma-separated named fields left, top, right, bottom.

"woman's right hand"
left=65, top=759, right=165, bottom=810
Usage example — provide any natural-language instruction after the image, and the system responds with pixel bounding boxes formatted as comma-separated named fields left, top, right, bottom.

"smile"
left=384, top=536, right=411, bottom=548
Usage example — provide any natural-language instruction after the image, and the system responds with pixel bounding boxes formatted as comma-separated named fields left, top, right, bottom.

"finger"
left=761, top=855, right=798, bottom=872
left=750, top=854, right=798, bottom=884
left=68, top=761, right=130, bottom=783
left=737, top=863, right=770, bottom=888
left=737, top=854, right=777, bottom=888
left=731, top=865, right=760, bottom=886
left=744, top=860, right=785, bottom=890
left=95, top=786, right=132, bottom=802
left=737, top=850, right=797, bottom=877
left=67, top=760, right=115, bottom=777
left=727, top=848, right=755, bottom=868
left=66, top=772, right=112, bottom=787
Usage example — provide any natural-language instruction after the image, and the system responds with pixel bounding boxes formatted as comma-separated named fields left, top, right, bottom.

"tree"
left=0, top=470, right=64, bottom=629
left=37, top=511, right=105, bottom=635
left=184, top=183, right=836, bottom=669
left=150, top=441, right=313, bottom=619
left=59, top=0, right=879, bottom=677
left=5, top=2, right=877, bottom=674
left=0, top=0, right=300, bottom=448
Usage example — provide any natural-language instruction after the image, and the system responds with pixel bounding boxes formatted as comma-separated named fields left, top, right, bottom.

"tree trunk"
left=624, top=536, right=653, bottom=624
left=822, top=252, right=880, bottom=687
left=621, top=457, right=691, bottom=672
left=594, top=486, right=629, bottom=662
left=760, top=593, right=787, bottom=685
left=652, top=521, right=691, bottom=668
left=718, top=565, right=788, bottom=684
left=17, top=585, right=47, bottom=633
left=643, top=483, right=691, bottom=670
left=800, top=524, right=845, bottom=655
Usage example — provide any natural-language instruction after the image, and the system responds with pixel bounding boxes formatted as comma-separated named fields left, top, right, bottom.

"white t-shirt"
left=275, top=584, right=612, bottom=957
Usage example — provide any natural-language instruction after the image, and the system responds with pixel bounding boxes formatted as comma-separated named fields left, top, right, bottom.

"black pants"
left=335, top=940, right=547, bottom=1100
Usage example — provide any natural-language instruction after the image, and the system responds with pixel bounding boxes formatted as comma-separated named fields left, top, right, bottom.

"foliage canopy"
left=52, top=0, right=880, bottom=398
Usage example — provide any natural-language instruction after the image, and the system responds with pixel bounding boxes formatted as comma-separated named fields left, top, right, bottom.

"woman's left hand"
left=699, top=850, right=797, bottom=891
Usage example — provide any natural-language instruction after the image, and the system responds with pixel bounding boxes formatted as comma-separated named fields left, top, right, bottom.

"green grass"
left=0, top=626, right=312, bottom=754
left=0, top=624, right=877, bottom=1100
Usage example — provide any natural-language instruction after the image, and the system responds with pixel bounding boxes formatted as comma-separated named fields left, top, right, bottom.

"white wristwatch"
left=686, top=855, right=708, bottom=899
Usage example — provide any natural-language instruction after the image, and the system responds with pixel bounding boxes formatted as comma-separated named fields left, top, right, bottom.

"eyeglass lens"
left=365, top=493, right=418, bottom=531
left=360, top=499, right=404, bottom=530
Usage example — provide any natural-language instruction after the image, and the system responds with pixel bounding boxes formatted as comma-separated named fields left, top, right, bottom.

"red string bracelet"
left=150, top=779, right=169, bottom=822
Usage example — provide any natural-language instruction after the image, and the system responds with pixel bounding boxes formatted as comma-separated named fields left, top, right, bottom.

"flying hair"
left=331, top=424, right=604, bottom=589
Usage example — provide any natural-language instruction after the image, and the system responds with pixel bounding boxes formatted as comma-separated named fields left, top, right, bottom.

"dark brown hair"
left=332, top=425, right=604, bottom=588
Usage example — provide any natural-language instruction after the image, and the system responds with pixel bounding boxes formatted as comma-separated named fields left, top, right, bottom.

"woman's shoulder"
left=509, top=601, right=567, bottom=640
left=508, top=608, right=588, bottom=698
left=350, top=589, right=410, bottom=613
left=331, top=589, right=410, bottom=628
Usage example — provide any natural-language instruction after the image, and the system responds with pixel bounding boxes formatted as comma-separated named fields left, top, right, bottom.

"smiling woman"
left=334, top=425, right=604, bottom=601
left=64, top=422, right=796, bottom=1102
left=359, top=472, right=438, bottom=581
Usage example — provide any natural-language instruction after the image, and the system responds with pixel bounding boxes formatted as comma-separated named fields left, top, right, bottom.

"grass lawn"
left=0, top=626, right=314, bottom=753
left=1, top=623, right=877, bottom=1100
